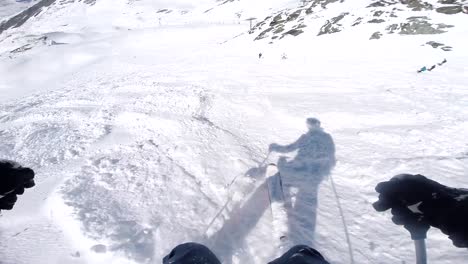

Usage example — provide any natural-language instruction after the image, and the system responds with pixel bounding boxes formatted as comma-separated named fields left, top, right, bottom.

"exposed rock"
left=286, top=10, right=302, bottom=22
left=368, top=19, right=386, bottom=23
left=252, top=8, right=308, bottom=41
left=367, top=0, right=398, bottom=7
left=370, top=31, right=383, bottom=39
left=253, top=18, right=268, bottom=30
left=402, top=0, right=433, bottom=11
left=0, top=0, right=55, bottom=35
left=441, top=46, right=453, bottom=51
left=309, top=0, right=345, bottom=9
left=386, top=17, right=450, bottom=35
left=294, top=23, right=307, bottom=29
left=250, top=0, right=457, bottom=42
left=318, top=12, right=348, bottom=36
left=426, top=41, right=444, bottom=48
left=255, top=27, right=273, bottom=40
left=352, top=17, right=363, bottom=26
left=283, top=29, right=304, bottom=37
left=270, top=14, right=285, bottom=27
left=10, top=44, right=33, bottom=53
left=374, top=10, right=385, bottom=16
left=400, top=20, right=445, bottom=34
left=386, top=23, right=399, bottom=33
left=437, top=23, right=454, bottom=29
left=274, top=27, right=285, bottom=34
left=436, top=6, right=462, bottom=14
left=0, top=0, right=101, bottom=35
left=217, top=0, right=237, bottom=4
left=438, top=0, right=457, bottom=4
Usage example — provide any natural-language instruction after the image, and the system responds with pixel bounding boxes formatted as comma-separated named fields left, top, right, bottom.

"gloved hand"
left=373, top=174, right=468, bottom=247
left=269, top=143, right=280, bottom=152
left=0, top=160, right=35, bottom=210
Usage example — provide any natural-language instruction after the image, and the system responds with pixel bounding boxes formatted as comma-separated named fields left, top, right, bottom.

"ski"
left=265, top=163, right=289, bottom=248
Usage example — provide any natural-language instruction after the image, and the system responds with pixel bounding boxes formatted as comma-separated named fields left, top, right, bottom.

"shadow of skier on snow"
left=269, top=118, right=336, bottom=247
left=204, top=179, right=271, bottom=264
left=203, top=118, right=335, bottom=263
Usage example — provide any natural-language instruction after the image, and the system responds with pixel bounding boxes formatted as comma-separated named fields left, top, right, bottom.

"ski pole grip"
left=410, top=229, right=428, bottom=240
left=407, top=223, right=429, bottom=241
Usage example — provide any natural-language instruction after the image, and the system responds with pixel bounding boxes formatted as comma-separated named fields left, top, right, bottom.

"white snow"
left=0, top=0, right=37, bottom=22
left=1, top=0, right=468, bottom=264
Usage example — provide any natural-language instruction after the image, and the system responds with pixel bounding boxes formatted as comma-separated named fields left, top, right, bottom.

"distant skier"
left=438, top=58, right=447, bottom=66
left=269, top=118, right=335, bottom=245
left=428, top=65, right=436, bottom=71
left=417, top=66, right=427, bottom=73
left=259, top=53, right=263, bottom=59
left=0, top=160, right=35, bottom=211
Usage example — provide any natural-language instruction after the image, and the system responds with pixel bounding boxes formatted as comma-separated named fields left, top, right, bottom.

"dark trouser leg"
left=268, top=245, right=330, bottom=264
left=163, top=243, right=221, bottom=264
left=291, top=186, right=318, bottom=243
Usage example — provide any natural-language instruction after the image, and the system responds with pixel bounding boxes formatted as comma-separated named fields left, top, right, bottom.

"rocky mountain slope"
left=0, top=0, right=466, bottom=57
left=0, top=0, right=38, bottom=22
left=0, top=1, right=468, bottom=264
left=243, top=0, right=467, bottom=45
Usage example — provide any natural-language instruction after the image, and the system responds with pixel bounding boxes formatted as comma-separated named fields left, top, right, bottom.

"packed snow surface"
left=0, top=0, right=467, bottom=263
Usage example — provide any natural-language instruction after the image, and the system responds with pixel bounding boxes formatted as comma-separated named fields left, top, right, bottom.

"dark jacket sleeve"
left=274, top=135, right=305, bottom=153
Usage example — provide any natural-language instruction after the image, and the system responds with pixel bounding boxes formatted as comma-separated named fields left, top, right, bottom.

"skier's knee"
left=269, top=245, right=329, bottom=264
left=163, top=242, right=221, bottom=264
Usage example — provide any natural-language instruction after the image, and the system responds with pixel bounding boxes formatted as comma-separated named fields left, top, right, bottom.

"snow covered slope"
left=0, top=0, right=467, bottom=264
left=0, top=0, right=38, bottom=22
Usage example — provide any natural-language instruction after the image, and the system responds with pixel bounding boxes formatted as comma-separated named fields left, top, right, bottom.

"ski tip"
left=268, top=163, right=277, bottom=167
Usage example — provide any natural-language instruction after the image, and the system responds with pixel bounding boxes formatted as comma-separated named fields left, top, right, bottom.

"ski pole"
left=408, top=227, right=428, bottom=264
left=225, top=151, right=271, bottom=189
left=414, top=239, right=427, bottom=264
left=329, top=174, right=355, bottom=264
left=203, top=152, right=271, bottom=237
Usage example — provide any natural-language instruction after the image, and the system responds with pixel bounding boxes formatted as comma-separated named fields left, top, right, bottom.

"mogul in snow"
left=268, top=118, right=336, bottom=245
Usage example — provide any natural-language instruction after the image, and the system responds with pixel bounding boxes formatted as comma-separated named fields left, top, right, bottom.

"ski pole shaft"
left=226, top=152, right=271, bottom=189
left=329, top=174, right=355, bottom=264
left=203, top=152, right=271, bottom=236
left=258, top=151, right=271, bottom=166
left=414, top=239, right=427, bottom=264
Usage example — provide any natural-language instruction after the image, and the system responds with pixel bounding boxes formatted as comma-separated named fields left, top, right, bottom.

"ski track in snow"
left=0, top=3, right=468, bottom=264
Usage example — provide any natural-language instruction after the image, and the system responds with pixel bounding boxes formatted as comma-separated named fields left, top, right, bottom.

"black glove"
left=0, top=160, right=35, bottom=210
left=373, top=174, right=468, bottom=247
